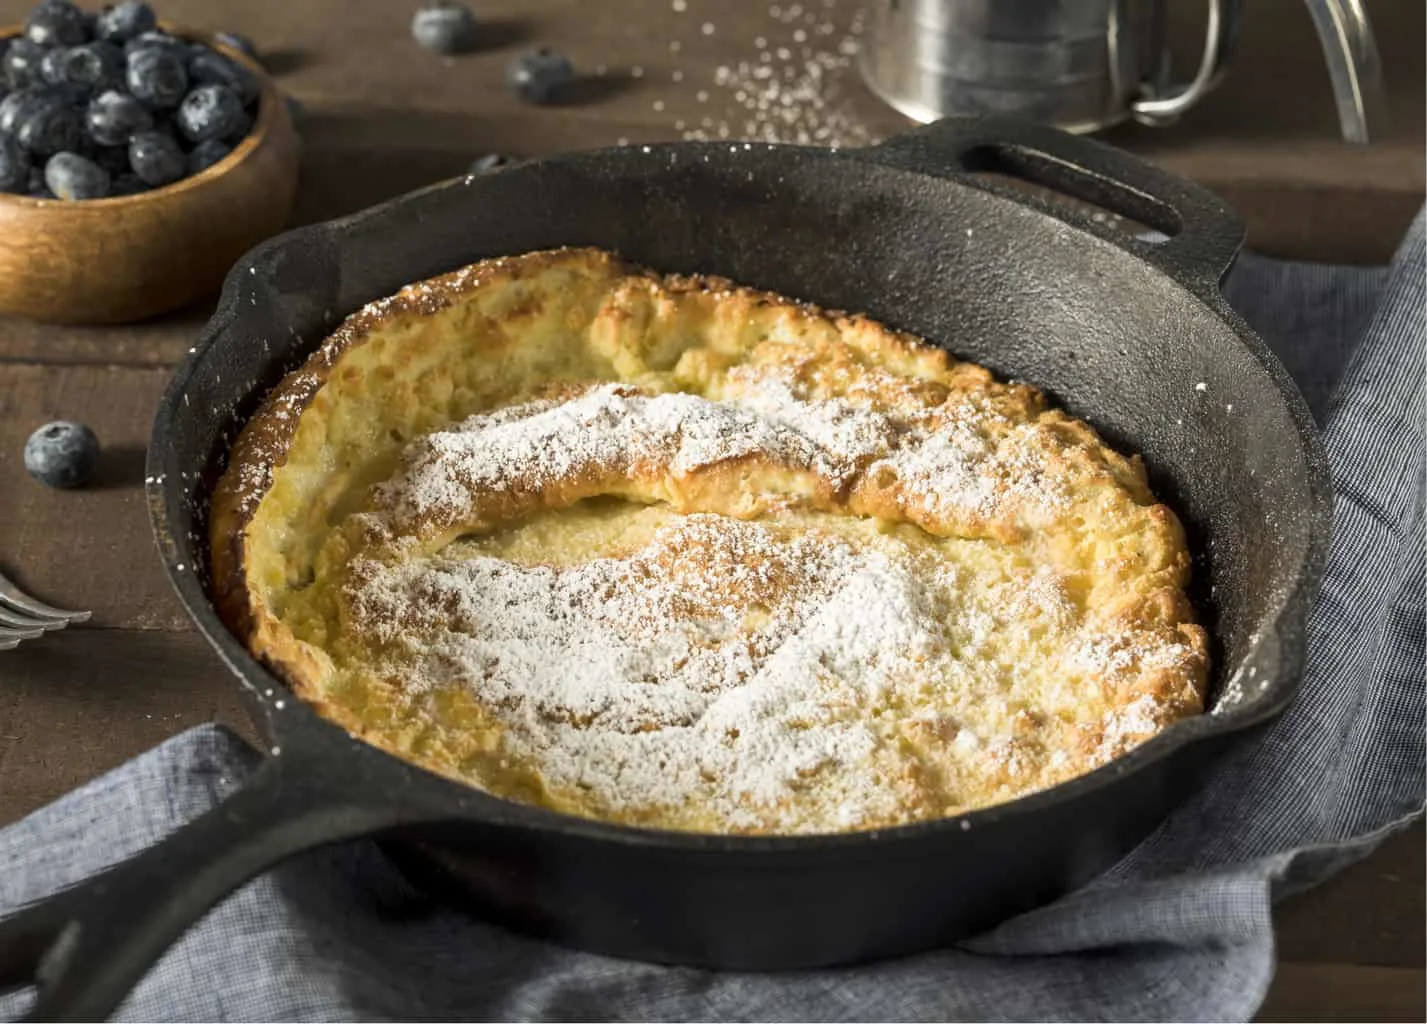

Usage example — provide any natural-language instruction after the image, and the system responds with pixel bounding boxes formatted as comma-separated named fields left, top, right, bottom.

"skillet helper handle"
left=867, top=116, right=1246, bottom=298
left=0, top=754, right=409, bottom=1022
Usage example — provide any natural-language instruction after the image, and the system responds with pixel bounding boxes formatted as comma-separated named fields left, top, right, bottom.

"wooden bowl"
left=0, top=31, right=300, bottom=324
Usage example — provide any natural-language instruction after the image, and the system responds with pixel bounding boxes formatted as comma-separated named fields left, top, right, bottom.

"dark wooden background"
left=0, top=0, right=1421, bottom=1019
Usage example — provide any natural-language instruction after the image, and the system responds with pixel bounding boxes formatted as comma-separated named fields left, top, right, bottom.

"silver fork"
left=0, top=570, right=90, bottom=650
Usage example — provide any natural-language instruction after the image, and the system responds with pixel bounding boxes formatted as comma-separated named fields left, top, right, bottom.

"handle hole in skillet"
left=960, top=144, right=1181, bottom=245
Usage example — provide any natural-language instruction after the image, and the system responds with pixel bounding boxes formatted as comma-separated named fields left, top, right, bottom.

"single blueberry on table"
left=188, top=50, right=259, bottom=106
left=212, top=31, right=258, bottom=63
left=186, top=137, right=229, bottom=174
left=127, top=127, right=183, bottom=185
left=126, top=46, right=187, bottom=108
left=4, top=38, right=49, bottom=90
left=411, top=2, right=478, bottom=55
left=15, top=94, right=82, bottom=157
left=85, top=87, right=153, bottom=146
left=176, top=83, right=243, bottom=143
left=24, top=1, right=90, bottom=48
left=40, top=41, right=126, bottom=91
left=44, top=150, right=109, bottom=199
left=506, top=47, right=574, bottom=104
left=0, top=132, right=30, bottom=192
left=95, top=1, right=157, bottom=44
left=24, top=421, right=100, bottom=489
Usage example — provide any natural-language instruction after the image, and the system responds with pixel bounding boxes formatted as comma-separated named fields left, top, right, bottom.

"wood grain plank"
left=0, top=306, right=211, bottom=369
left=1259, top=963, right=1427, bottom=1022
left=0, top=629, right=250, bottom=826
left=0, top=363, right=189, bottom=629
left=1274, top=821, right=1427, bottom=969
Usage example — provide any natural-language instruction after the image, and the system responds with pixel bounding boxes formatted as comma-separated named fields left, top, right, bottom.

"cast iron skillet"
left=0, top=117, right=1332, bottom=1021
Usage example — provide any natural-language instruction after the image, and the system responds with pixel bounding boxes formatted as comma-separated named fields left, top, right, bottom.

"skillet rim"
left=146, top=134, right=1336, bottom=853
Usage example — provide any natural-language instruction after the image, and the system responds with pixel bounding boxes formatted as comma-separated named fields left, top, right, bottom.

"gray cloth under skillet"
left=2, top=212, right=1423, bottom=1023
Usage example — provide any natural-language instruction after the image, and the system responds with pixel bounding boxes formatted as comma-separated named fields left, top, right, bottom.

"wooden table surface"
left=0, top=0, right=1421, bottom=1019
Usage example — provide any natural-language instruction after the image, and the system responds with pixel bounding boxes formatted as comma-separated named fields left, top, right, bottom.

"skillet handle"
left=0, top=748, right=413, bottom=1022
left=864, top=117, right=1246, bottom=297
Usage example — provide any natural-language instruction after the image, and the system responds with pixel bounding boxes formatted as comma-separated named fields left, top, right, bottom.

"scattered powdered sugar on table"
left=663, top=0, right=874, bottom=146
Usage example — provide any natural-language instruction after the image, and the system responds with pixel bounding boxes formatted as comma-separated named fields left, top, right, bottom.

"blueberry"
left=186, top=137, right=229, bottom=174
left=468, top=153, right=514, bottom=174
left=0, top=132, right=29, bottom=192
left=4, top=39, right=49, bottom=89
left=85, top=88, right=152, bottom=146
left=95, top=2, right=157, bottom=44
left=40, top=42, right=125, bottom=92
left=175, top=83, right=243, bottom=143
left=15, top=94, right=82, bottom=157
left=127, top=127, right=182, bottom=185
left=506, top=47, right=573, bottom=104
left=124, top=30, right=188, bottom=60
left=411, top=2, right=478, bottom=55
left=212, top=31, right=258, bottom=63
left=24, top=1, right=90, bottom=48
left=188, top=50, right=259, bottom=106
left=0, top=91, right=32, bottom=134
left=126, top=46, right=187, bottom=108
left=44, top=150, right=109, bottom=199
left=24, top=421, right=100, bottom=489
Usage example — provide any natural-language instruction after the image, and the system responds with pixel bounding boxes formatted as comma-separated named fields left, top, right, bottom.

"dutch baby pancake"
left=210, top=247, right=1208, bottom=835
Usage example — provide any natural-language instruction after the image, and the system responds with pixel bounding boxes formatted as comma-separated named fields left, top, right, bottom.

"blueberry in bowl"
left=0, top=0, right=299, bottom=323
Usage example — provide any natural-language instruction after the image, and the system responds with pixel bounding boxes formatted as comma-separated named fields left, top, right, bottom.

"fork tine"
left=0, top=624, right=44, bottom=645
left=0, top=572, right=90, bottom=624
left=0, top=604, right=65, bottom=632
